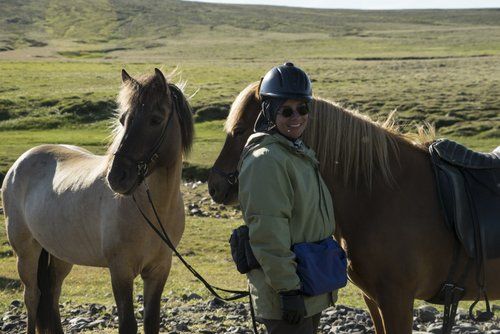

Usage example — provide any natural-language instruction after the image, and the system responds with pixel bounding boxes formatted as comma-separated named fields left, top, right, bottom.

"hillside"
left=2, top=0, right=500, bottom=52
left=0, top=1, right=499, bottom=141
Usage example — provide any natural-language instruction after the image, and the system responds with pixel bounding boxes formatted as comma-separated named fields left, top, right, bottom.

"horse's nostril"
left=119, top=170, right=129, bottom=183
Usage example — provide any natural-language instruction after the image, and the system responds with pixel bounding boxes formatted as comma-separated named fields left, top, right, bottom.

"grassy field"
left=0, top=0, right=499, bottom=321
left=0, top=113, right=497, bottom=318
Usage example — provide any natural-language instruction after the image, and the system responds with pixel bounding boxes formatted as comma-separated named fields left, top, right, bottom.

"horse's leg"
left=110, top=264, right=138, bottom=334
left=377, top=292, right=414, bottom=334
left=363, top=294, right=385, bottom=334
left=141, top=257, right=171, bottom=334
left=46, top=256, right=73, bottom=334
left=15, top=242, right=42, bottom=334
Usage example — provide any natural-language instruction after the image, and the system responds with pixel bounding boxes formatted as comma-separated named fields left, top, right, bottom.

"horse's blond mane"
left=226, top=82, right=433, bottom=187
left=224, top=81, right=260, bottom=134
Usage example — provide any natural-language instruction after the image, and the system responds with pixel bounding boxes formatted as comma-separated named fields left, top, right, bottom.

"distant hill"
left=1, top=0, right=499, bottom=51
left=1, top=1, right=499, bottom=141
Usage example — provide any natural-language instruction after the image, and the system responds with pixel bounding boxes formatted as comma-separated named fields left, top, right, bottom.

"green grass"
left=0, top=0, right=499, bottom=319
left=0, top=120, right=227, bottom=179
left=1, top=57, right=499, bottom=137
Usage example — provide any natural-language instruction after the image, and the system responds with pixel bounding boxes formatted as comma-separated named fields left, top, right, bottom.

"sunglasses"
left=277, top=104, right=310, bottom=118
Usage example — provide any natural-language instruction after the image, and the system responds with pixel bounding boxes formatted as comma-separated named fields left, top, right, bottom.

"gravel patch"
left=1, top=298, right=499, bottom=333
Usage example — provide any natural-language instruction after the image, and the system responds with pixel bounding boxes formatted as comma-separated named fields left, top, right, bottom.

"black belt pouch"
left=229, top=225, right=261, bottom=274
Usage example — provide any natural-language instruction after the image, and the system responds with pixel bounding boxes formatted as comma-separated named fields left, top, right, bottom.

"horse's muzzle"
left=208, top=173, right=239, bottom=205
left=107, top=156, right=140, bottom=195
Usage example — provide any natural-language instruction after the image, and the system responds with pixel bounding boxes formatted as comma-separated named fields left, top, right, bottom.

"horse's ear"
left=154, top=68, right=167, bottom=91
left=122, top=69, right=132, bottom=83
left=255, top=79, right=263, bottom=101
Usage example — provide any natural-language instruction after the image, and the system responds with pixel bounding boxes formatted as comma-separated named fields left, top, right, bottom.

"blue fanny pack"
left=292, top=237, right=347, bottom=296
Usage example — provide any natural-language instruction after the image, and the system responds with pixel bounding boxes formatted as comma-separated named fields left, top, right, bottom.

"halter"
left=114, top=84, right=182, bottom=182
left=211, top=166, right=239, bottom=185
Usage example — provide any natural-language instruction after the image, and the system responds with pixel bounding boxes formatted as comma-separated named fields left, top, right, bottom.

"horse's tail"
left=36, top=248, right=59, bottom=334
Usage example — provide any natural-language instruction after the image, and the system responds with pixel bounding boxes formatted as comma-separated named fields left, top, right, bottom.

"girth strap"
left=427, top=241, right=471, bottom=334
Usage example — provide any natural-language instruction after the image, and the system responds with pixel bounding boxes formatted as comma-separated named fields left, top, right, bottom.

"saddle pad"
left=431, top=139, right=500, bottom=169
left=430, top=139, right=500, bottom=259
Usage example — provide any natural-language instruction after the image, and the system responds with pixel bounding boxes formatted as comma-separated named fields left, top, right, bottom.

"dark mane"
left=169, top=83, right=194, bottom=156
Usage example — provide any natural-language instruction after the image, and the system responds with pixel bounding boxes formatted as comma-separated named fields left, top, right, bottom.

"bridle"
left=113, top=84, right=183, bottom=182
left=211, top=137, right=261, bottom=186
left=211, top=166, right=239, bottom=186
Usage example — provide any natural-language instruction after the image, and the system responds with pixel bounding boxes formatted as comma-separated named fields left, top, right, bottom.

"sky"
left=183, top=0, right=500, bottom=9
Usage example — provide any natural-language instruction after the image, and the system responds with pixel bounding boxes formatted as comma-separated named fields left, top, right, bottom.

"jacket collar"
left=243, top=131, right=319, bottom=165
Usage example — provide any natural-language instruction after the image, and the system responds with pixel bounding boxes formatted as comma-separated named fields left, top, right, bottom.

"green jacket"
left=238, top=131, right=337, bottom=320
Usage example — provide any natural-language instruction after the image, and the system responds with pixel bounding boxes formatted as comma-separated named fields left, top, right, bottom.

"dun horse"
left=208, top=82, right=500, bottom=333
left=2, top=68, right=194, bottom=334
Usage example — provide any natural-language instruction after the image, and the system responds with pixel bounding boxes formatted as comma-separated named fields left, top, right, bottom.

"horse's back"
left=2, top=144, right=111, bottom=267
left=3, top=144, right=106, bottom=200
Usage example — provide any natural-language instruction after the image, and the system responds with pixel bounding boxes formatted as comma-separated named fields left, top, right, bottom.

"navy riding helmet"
left=255, top=62, right=312, bottom=132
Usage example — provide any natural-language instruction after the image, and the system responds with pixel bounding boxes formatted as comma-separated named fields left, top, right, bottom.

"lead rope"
left=131, top=182, right=259, bottom=334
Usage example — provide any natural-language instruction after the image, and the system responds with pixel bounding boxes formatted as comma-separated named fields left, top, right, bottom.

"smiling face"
left=275, top=99, right=309, bottom=139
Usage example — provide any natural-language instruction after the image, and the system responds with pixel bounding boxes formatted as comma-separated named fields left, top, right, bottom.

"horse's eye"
left=150, top=116, right=163, bottom=126
left=233, top=128, right=245, bottom=137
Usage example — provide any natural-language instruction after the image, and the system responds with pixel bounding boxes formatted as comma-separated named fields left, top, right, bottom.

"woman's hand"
left=279, top=290, right=306, bottom=324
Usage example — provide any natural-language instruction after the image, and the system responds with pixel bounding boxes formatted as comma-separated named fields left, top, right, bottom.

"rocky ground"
left=181, top=181, right=242, bottom=220
left=1, top=296, right=500, bottom=333
left=1, top=182, right=499, bottom=333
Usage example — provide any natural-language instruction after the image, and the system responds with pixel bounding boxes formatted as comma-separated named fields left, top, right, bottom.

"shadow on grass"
left=0, top=250, right=13, bottom=258
left=0, top=276, right=21, bottom=291
left=182, top=163, right=210, bottom=182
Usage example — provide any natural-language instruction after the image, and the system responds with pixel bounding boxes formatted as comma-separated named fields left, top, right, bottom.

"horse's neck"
left=331, top=139, right=431, bottom=242
left=144, top=157, right=184, bottom=218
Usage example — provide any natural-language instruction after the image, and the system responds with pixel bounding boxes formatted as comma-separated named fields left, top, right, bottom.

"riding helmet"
left=254, top=62, right=312, bottom=132
left=259, top=62, right=312, bottom=102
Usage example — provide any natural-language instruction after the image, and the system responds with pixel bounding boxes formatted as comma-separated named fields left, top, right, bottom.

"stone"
left=456, top=324, right=479, bottom=333
left=89, top=303, right=106, bottom=315
left=207, top=298, right=226, bottom=309
left=175, top=322, right=189, bottom=331
left=9, top=300, right=22, bottom=309
left=186, top=293, right=203, bottom=301
left=85, top=319, right=106, bottom=329
left=427, top=323, right=445, bottom=334
left=2, top=322, right=18, bottom=331
left=415, top=305, right=438, bottom=323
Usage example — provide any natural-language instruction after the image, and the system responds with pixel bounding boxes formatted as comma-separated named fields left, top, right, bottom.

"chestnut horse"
left=208, top=82, right=500, bottom=333
left=2, top=69, right=193, bottom=334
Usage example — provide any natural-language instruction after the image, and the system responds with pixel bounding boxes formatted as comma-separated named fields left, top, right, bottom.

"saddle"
left=428, top=139, right=500, bottom=333
left=429, top=139, right=500, bottom=260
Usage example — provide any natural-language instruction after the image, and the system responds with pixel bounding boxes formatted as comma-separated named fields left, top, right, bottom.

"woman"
left=238, top=63, right=340, bottom=334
